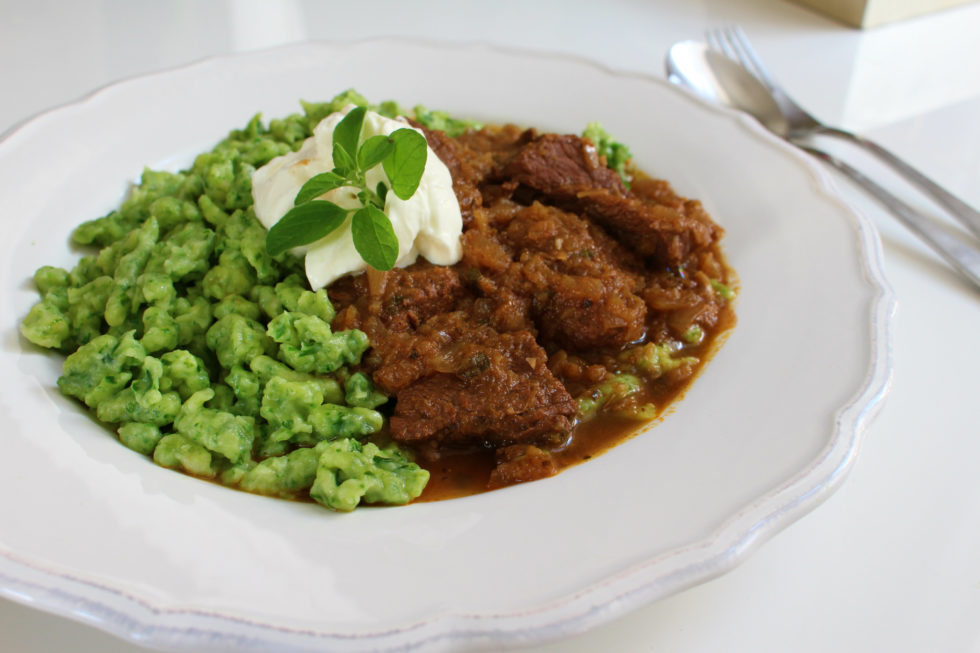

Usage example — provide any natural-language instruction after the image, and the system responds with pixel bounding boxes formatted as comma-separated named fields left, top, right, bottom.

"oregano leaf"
left=376, top=181, right=389, bottom=205
left=333, top=106, right=366, bottom=166
left=383, top=128, right=427, bottom=200
left=265, top=201, right=350, bottom=257
left=350, top=205, right=399, bottom=270
left=332, top=142, right=356, bottom=177
left=357, top=134, right=395, bottom=171
left=295, top=171, right=347, bottom=205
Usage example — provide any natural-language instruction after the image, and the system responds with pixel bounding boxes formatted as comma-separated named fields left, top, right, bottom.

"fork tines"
left=706, top=26, right=777, bottom=90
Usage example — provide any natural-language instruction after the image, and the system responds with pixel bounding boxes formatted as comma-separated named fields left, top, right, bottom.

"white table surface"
left=2, top=1, right=978, bottom=651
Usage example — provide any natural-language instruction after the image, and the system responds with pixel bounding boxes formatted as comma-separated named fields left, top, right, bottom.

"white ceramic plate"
left=0, top=40, right=893, bottom=652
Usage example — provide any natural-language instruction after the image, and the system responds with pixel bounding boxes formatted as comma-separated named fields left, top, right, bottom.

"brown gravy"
left=415, top=305, right=735, bottom=502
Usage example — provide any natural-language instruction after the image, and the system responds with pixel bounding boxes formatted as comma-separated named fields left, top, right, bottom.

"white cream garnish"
left=251, top=105, right=462, bottom=289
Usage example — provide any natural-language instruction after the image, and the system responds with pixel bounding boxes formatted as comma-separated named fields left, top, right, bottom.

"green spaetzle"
left=20, top=91, right=431, bottom=512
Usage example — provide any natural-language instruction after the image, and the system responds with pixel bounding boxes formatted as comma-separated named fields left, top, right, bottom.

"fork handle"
left=812, top=126, right=980, bottom=240
left=800, top=145, right=980, bottom=292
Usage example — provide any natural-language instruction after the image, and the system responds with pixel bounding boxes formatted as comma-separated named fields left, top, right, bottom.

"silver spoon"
left=665, top=40, right=980, bottom=292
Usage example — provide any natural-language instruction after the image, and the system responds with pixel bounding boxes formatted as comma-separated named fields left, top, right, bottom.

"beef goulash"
left=329, top=122, right=735, bottom=498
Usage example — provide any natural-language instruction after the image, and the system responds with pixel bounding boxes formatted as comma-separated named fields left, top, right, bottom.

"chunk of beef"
left=463, top=202, right=647, bottom=351
left=521, top=256, right=646, bottom=350
left=366, top=326, right=448, bottom=394
left=375, top=265, right=464, bottom=332
left=382, top=313, right=576, bottom=447
left=500, top=133, right=626, bottom=195
left=498, top=133, right=722, bottom=266
left=572, top=192, right=722, bottom=267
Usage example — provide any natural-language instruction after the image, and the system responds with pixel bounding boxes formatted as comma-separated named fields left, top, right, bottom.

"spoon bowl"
left=666, top=41, right=790, bottom=136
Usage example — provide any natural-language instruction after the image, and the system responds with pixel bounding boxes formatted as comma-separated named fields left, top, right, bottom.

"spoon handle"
left=813, top=126, right=980, bottom=240
left=799, top=145, right=980, bottom=293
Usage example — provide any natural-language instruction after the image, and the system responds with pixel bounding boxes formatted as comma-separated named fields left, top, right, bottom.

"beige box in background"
left=789, top=0, right=977, bottom=27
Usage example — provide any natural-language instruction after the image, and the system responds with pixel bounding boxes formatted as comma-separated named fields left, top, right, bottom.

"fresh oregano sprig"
left=265, top=106, right=428, bottom=270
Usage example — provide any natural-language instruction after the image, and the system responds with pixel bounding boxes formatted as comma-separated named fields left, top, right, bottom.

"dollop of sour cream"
left=251, top=105, right=463, bottom=289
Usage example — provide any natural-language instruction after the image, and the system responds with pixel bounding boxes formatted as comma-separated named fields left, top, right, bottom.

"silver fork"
left=707, top=25, right=980, bottom=242
left=706, top=26, right=980, bottom=291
